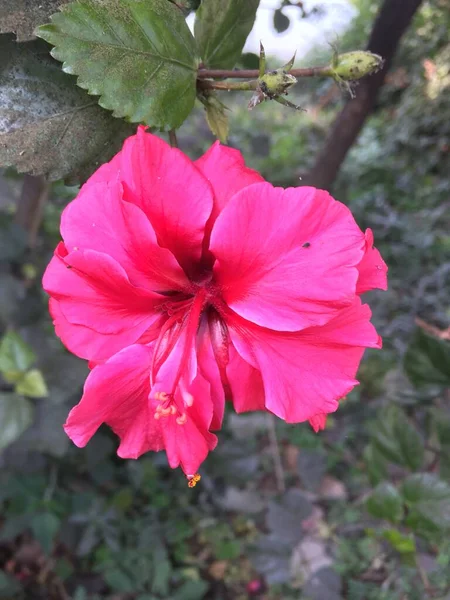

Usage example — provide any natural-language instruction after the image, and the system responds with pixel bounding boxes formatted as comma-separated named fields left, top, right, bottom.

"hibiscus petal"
left=195, top=142, right=264, bottom=218
left=160, top=373, right=218, bottom=475
left=211, top=183, right=366, bottom=331
left=227, top=341, right=265, bottom=413
left=308, top=414, right=327, bottom=433
left=197, top=319, right=225, bottom=430
left=228, top=298, right=381, bottom=423
left=43, top=244, right=161, bottom=361
left=64, top=344, right=164, bottom=459
left=61, top=181, right=189, bottom=292
left=356, top=229, right=388, bottom=294
left=112, top=126, right=214, bottom=274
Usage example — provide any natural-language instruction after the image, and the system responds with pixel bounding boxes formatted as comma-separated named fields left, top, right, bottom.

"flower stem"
left=198, top=79, right=257, bottom=91
left=197, top=66, right=330, bottom=80
left=168, top=129, right=178, bottom=148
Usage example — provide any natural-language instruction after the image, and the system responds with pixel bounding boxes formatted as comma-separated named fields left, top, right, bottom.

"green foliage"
left=0, top=392, right=33, bottom=450
left=37, top=0, right=199, bottom=130
left=366, top=483, right=403, bottom=523
left=194, top=0, right=259, bottom=69
left=370, top=406, right=424, bottom=471
left=404, top=328, right=450, bottom=388
left=402, top=474, right=450, bottom=536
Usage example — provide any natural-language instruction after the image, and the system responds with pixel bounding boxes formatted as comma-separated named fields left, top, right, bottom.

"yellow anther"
left=170, top=405, right=177, bottom=415
left=159, top=407, right=172, bottom=417
left=187, top=473, right=201, bottom=487
left=154, top=391, right=170, bottom=402
left=176, top=413, right=187, bottom=425
left=154, top=412, right=161, bottom=420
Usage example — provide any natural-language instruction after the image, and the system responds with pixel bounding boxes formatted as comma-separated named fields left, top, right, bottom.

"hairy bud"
left=330, top=51, right=384, bottom=81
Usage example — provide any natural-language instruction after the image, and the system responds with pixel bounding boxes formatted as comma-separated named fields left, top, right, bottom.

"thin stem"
left=168, top=129, right=178, bottom=148
left=198, top=79, right=258, bottom=91
left=266, top=413, right=286, bottom=494
left=197, top=66, right=330, bottom=80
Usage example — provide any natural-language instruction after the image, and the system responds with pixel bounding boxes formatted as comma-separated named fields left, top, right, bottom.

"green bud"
left=259, top=70, right=297, bottom=98
left=330, top=51, right=384, bottom=81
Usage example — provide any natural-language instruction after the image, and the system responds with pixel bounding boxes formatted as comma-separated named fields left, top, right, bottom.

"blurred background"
left=0, top=0, right=449, bottom=598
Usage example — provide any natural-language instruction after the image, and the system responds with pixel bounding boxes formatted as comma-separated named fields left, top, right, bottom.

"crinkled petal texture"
left=44, top=127, right=387, bottom=474
left=227, top=298, right=381, bottom=423
left=210, top=183, right=366, bottom=331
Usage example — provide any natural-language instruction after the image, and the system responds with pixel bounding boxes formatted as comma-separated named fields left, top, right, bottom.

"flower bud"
left=330, top=51, right=384, bottom=81
left=259, top=70, right=297, bottom=98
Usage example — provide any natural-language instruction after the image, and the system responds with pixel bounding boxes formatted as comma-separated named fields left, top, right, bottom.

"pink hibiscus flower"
left=43, top=127, right=387, bottom=481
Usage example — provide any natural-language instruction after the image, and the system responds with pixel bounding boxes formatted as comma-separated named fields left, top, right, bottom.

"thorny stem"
left=168, top=129, right=178, bottom=148
left=266, top=413, right=286, bottom=494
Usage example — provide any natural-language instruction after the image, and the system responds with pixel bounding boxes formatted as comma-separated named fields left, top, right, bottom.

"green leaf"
left=371, top=406, right=424, bottom=471
left=0, top=0, right=69, bottom=41
left=0, top=36, right=134, bottom=181
left=404, top=328, right=450, bottom=388
left=0, top=330, right=36, bottom=374
left=173, top=580, right=209, bottom=600
left=0, top=393, right=34, bottom=451
left=37, top=0, right=199, bottom=130
left=402, top=474, right=450, bottom=534
left=199, top=92, right=229, bottom=142
left=381, top=529, right=416, bottom=555
left=194, top=0, right=259, bottom=69
left=363, top=443, right=387, bottom=486
left=366, top=483, right=403, bottom=523
left=15, top=369, right=48, bottom=398
left=30, top=512, right=61, bottom=555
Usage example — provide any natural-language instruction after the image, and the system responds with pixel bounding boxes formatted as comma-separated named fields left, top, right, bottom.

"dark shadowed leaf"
left=194, top=0, right=259, bottom=69
left=402, top=474, right=450, bottom=534
left=0, top=571, right=21, bottom=595
left=404, top=328, right=450, bottom=388
left=371, top=406, right=424, bottom=471
left=37, top=0, right=198, bottom=130
left=199, top=92, right=229, bottom=142
left=30, top=512, right=61, bottom=554
left=0, top=0, right=69, bottom=41
left=363, top=443, right=387, bottom=486
left=266, top=488, right=312, bottom=545
left=0, top=392, right=34, bottom=451
left=273, top=9, right=290, bottom=33
left=366, top=482, right=404, bottom=523
left=0, top=36, right=134, bottom=181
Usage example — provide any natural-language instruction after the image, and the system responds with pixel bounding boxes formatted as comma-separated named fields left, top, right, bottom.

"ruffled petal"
left=356, top=229, right=388, bottom=294
left=308, top=414, right=327, bottom=433
left=43, top=244, right=161, bottom=361
left=211, top=183, right=365, bottom=331
left=64, top=344, right=164, bottom=459
left=197, top=319, right=225, bottom=430
left=112, top=127, right=214, bottom=274
left=195, top=142, right=264, bottom=219
left=61, top=181, right=189, bottom=292
left=228, top=298, right=381, bottom=423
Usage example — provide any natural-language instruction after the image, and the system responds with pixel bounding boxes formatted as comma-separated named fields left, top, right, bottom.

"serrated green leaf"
left=0, top=392, right=34, bottom=451
left=194, top=0, right=259, bottom=69
left=15, top=369, right=48, bottom=398
left=404, top=328, right=450, bottom=388
left=366, top=483, right=403, bottom=523
left=0, top=330, right=36, bottom=374
left=30, top=512, right=61, bottom=554
left=0, top=0, right=69, bottom=41
left=37, top=0, right=199, bottom=130
left=371, top=406, right=424, bottom=471
left=402, top=474, right=450, bottom=534
left=0, top=36, right=134, bottom=181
